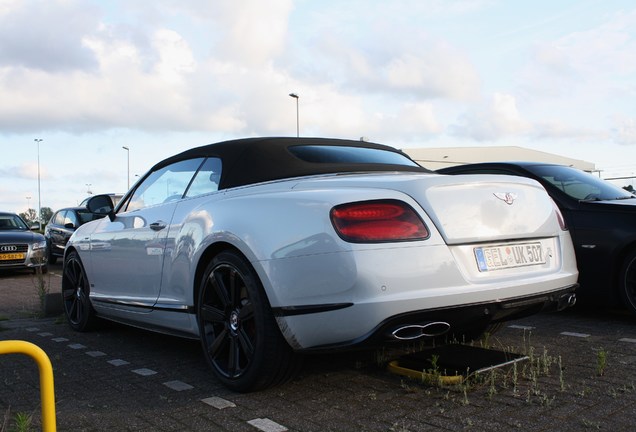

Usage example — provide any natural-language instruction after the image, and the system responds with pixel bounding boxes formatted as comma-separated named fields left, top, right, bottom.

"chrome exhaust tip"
left=391, top=322, right=451, bottom=341
left=557, top=293, right=577, bottom=311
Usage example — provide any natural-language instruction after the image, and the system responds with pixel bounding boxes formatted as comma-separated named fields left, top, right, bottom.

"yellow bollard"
left=0, top=340, right=57, bottom=432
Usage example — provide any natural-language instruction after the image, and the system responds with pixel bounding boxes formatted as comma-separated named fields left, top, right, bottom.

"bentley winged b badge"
left=493, top=192, right=518, bottom=205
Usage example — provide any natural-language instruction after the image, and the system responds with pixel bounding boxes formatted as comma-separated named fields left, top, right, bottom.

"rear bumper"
left=295, top=284, right=578, bottom=352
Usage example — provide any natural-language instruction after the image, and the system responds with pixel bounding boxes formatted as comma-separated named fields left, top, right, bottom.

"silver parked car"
left=0, top=212, right=48, bottom=273
left=62, top=137, right=578, bottom=391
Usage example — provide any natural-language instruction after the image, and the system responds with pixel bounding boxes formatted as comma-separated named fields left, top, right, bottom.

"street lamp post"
left=289, top=93, right=299, bottom=137
left=34, top=138, right=43, bottom=229
left=122, top=146, right=130, bottom=189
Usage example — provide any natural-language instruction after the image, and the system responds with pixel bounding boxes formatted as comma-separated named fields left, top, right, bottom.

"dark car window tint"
left=77, top=210, right=97, bottom=224
left=0, top=214, right=28, bottom=230
left=530, top=165, right=633, bottom=201
left=289, top=145, right=419, bottom=167
left=53, top=211, right=65, bottom=225
left=126, top=158, right=205, bottom=212
left=185, top=157, right=222, bottom=198
left=65, top=211, right=79, bottom=227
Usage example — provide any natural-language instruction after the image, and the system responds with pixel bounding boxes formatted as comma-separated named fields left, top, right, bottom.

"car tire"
left=619, top=250, right=636, bottom=316
left=62, top=251, right=98, bottom=331
left=197, top=250, right=301, bottom=392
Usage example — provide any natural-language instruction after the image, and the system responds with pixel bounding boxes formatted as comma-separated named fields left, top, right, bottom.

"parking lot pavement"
left=2, top=267, right=636, bottom=431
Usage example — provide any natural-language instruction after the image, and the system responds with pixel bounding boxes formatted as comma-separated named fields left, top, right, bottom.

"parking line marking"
left=108, top=359, right=130, bottom=366
left=52, top=337, right=69, bottom=342
left=38, top=332, right=53, bottom=337
left=508, top=325, right=535, bottom=330
left=163, top=380, right=193, bottom=391
left=560, top=332, right=590, bottom=338
left=86, top=351, right=107, bottom=357
left=26, top=327, right=40, bottom=332
left=68, top=344, right=86, bottom=350
left=247, top=418, right=288, bottom=432
left=132, top=368, right=157, bottom=376
left=619, top=338, right=636, bottom=343
left=201, top=396, right=236, bottom=409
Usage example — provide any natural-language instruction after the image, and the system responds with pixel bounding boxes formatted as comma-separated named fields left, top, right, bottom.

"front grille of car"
left=0, top=244, right=29, bottom=265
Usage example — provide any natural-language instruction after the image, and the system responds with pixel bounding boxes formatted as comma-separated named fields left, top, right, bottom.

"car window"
left=65, top=211, right=79, bottom=227
left=185, top=157, right=222, bottom=198
left=0, top=214, right=28, bottom=230
left=125, top=158, right=205, bottom=212
left=53, top=211, right=66, bottom=225
left=531, top=165, right=633, bottom=201
left=289, top=145, right=420, bottom=166
left=77, top=209, right=98, bottom=224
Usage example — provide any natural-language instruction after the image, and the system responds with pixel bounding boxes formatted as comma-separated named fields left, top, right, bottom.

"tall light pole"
left=122, top=146, right=130, bottom=189
left=34, top=138, right=43, bottom=229
left=289, top=93, right=299, bottom=137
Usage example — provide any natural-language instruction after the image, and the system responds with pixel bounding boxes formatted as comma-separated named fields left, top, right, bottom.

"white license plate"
left=474, top=242, right=546, bottom=272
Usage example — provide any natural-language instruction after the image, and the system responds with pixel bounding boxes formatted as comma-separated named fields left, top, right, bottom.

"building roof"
left=403, top=146, right=595, bottom=173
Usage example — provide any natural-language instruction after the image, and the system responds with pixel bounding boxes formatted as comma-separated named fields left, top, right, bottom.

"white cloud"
left=614, top=118, right=636, bottom=145
left=451, top=93, right=529, bottom=141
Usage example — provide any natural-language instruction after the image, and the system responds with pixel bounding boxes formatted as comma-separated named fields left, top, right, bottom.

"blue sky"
left=2, top=0, right=635, bottom=215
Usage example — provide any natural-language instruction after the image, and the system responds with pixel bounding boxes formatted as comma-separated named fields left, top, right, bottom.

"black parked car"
left=439, top=162, right=636, bottom=315
left=45, top=207, right=104, bottom=264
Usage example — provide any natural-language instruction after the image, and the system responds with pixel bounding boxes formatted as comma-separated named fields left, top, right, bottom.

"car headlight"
left=32, top=240, right=47, bottom=250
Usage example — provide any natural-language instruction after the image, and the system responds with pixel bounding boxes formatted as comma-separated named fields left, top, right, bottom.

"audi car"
left=439, top=162, right=636, bottom=315
left=62, top=137, right=578, bottom=391
left=0, top=212, right=48, bottom=273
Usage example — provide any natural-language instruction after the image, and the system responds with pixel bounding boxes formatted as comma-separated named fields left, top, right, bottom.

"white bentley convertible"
left=63, top=137, right=578, bottom=391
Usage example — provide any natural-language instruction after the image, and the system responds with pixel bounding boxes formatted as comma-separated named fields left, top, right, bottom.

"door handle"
left=149, top=221, right=167, bottom=231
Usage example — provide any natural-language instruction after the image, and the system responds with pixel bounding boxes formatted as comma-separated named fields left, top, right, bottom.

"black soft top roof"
left=154, top=137, right=431, bottom=189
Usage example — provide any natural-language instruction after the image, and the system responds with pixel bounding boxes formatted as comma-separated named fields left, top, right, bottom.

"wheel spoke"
left=200, top=304, right=225, bottom=323
left=229, top=269, right=240, bottom=308
left=207, top=328, right=229, bottom=359
left=227, top=336, right=240, bottom=376
left=62, top=286, right=75, bottom=301
left=238, top=301, right=254, bottom=322
left=211, top=271, right=231, bottom=308
left=237, top=327, right=255, bottom=358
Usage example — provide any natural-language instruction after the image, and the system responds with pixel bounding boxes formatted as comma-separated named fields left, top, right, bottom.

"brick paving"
left=1, top=265, right=636, bottom=431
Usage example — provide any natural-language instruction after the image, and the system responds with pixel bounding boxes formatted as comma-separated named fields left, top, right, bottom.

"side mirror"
left=86, top=194, right=116, bottom=222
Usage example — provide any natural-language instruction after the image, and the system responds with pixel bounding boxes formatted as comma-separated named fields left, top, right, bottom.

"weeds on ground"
left=1, top=408, right=34, bottom=432
left=595, top=348, right=608, bottom=376
left=379, top=327, right=624, bottom=412
left=31, top=265, right=51, bottom=316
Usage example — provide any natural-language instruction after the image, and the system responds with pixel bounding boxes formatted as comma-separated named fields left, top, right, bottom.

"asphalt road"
left=1, top=263, right=635, bottom=431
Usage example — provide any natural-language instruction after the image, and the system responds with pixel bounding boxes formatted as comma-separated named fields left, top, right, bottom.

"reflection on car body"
left=45, top=207, right=104, bottom=264
left=63, top=137, right=578, bottom=392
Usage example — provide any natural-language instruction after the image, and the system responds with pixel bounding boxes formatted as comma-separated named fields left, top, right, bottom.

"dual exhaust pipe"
left=391, top=321, right=451, bottom=341
left=390, top=292, right=576, bottom=341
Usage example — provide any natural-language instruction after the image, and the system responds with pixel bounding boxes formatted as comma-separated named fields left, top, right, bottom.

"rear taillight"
left=330, top=200, right=429, bottom=242
left=552, top=201, right=568, bottom=231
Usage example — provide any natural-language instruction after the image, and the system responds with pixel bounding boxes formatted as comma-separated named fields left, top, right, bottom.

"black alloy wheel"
left=197, top=250, right=300, bottom=392
left=62, top=251, right=97, bottom=331
left=619, top=250, right=636, bottom=316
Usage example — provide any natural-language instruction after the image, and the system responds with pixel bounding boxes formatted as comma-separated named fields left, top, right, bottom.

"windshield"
left=0, top=214, right=29, bottom=230
left=531, top=165, right=634, bottom=201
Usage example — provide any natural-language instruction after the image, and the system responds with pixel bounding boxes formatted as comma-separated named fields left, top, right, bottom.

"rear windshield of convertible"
left=289, top=145, right=419, bottom=167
